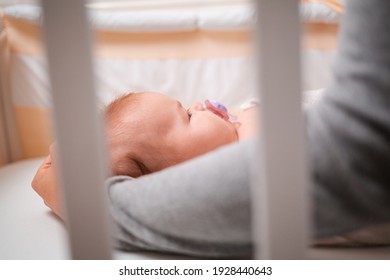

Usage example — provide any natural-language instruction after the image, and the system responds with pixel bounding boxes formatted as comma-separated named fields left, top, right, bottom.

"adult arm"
left=106, top=140, right=255, bottom=257
left=307, top=0, right=390, bottom=238
left=31, top=139, right=255, bottom=257
left=107, top=0, right=390, bottom=254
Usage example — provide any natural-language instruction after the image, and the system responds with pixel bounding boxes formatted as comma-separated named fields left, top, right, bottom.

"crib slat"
left=41, top=0, right=112, bottom=259
left=252, top=0, right=310, bottom=259
left=0, top=39, right=22, bottom=164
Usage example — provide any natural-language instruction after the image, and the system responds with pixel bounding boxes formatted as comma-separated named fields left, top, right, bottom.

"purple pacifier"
left=205, top=100, right=237, bottom=121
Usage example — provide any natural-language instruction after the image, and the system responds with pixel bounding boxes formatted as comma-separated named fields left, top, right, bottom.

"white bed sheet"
left=0, top=158, right=190, bottom=260
left=1, top=159, right=389, bottom=259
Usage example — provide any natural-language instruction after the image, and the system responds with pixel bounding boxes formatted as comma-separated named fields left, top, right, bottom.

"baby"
left=105, top=92, right=258, bottom=178
left=32, top=91, right=258, bottom=217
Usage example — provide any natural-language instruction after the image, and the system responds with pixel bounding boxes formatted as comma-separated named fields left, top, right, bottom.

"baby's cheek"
left=191, top=116, right=235, bottom=147
left=206, top=127, right=234, bottom=148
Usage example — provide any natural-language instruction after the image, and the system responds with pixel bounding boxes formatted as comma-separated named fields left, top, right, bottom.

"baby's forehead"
left=117, top=93, right=179, bottom=125
left=137, top=93, right=181, bottom=113
left=141, top=92, right=175, bottom=103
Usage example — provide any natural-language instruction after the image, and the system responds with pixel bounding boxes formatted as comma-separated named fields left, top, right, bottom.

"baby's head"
left=105, top=92, right=238, bottom=177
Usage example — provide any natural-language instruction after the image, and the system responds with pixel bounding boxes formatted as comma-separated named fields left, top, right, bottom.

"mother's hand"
left=31, top=146, right=63, bottom=219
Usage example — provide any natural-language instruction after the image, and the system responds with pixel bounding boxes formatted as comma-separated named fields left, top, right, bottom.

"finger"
left=38, top=154, right=52, bottom=169
left=32, top=154, right=52, bottom=190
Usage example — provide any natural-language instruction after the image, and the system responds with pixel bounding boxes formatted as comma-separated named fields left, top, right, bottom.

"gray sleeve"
left=308, top=0, right=390, bottom=238
left=106, top=140, right=255, bottom=257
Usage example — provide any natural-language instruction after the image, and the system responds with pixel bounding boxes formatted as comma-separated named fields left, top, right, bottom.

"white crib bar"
left=252, top=0, right=310, bottom=259
left=41, top=0, right=112, bottom=259
left=0, top=36, right=22, bottom=164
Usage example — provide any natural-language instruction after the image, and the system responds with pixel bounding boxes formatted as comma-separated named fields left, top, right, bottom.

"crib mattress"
left=0, top=158, right=189, bottom=260
left=0, top=159, right=389, bottom=259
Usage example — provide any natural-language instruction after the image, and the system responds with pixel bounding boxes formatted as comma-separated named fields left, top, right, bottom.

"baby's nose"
left=188, top=101, right=204, bottom=112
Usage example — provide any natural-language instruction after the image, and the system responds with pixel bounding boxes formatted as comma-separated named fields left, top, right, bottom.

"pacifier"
left=205, top=100, right=237, bottom=122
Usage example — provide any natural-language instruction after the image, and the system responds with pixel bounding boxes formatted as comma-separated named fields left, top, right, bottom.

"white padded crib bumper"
left=0, top=2, right=340, bottom=162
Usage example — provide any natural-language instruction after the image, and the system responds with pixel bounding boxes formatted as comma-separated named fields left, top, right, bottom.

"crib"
left=0, top=0, right=389, bottom=259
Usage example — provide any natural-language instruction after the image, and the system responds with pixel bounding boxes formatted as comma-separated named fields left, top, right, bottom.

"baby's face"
left=110, top=92, right=238, bottom=175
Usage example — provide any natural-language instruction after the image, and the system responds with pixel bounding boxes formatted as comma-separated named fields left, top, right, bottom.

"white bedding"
left=1, top=158, right=389, bottom=259
left=4, top=3, right=337, bottom=110
left=10, top=50, right=335, bottom=110
left=0, top=159, right=191, bottom=259
left=0, top=2, right=339, bottom=163
left=3, top=3, right=341, bottom=32
left=0, top=158, right=69, bottom=259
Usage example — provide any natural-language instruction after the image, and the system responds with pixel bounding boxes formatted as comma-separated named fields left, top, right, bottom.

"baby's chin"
left=218, top=130, right=239, bottom=147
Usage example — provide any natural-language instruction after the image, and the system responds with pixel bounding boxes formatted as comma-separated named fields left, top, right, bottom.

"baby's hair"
left=105, top=92, right=141, bottom=122
left=105, top=92, right=146, bottom=178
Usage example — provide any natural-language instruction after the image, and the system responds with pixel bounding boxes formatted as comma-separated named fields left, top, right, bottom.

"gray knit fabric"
left=106, top=0, right=390, bottom=257
left=307, top=0, right=390, bottom=237
left=106, top=140, right=254, bottom=257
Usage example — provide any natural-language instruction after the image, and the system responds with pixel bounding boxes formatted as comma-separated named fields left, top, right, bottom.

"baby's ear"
left=112, top=156, right=144, bottom=178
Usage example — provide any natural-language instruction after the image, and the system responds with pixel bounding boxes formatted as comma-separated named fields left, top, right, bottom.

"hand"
left=31, top=145, right=63, bottom=219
